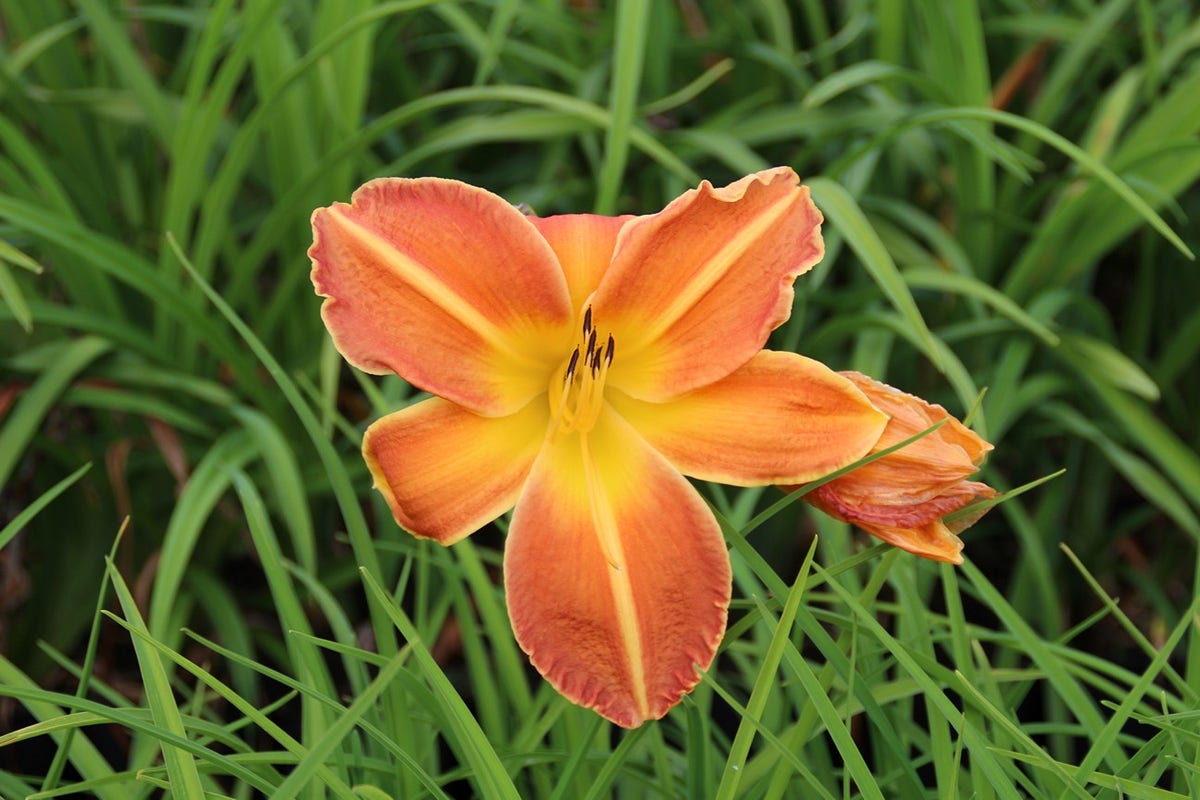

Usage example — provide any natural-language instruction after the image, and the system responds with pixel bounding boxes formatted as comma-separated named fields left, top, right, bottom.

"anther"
left=565, top=347, right=580, bottom=382
left=551, top=318, right=614, bottom=435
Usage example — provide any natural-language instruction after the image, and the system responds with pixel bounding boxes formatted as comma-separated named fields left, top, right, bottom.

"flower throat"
left=549, top=305, right=615, bottom=435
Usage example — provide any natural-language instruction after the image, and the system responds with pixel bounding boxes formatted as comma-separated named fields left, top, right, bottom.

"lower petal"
left=504, top=412, right=731, bottom=728
left=364, top=397, right=548, bottom=544
left=609, top=351, right=888, bottom=485
left=870, top=520, right=966, bottom=563
left=829, top=515, right=969, bottom=564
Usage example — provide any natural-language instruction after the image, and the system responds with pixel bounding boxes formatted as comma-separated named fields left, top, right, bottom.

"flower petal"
left=801, top=372, right=997, bottom=564
left=809, top=480, right=993, bottom=563
left=821, top=372, right=993, bottom=503
left=363, top=397, right=548, bottom=544
left=311, top=178, right=573, bottom=416
left=610, top=351, right=887, bottom=485
left=504, top=412, right=730, bottom=728
left=593, top=168, right=823, bottom=401
left=528, top=214, right=634, bottom=311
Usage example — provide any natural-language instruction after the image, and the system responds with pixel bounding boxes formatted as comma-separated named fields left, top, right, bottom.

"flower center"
left=548, top=305, right=615, bottom=435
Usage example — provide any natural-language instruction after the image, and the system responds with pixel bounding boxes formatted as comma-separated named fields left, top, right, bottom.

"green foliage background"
left=1, top=0, right=1198, bottom=797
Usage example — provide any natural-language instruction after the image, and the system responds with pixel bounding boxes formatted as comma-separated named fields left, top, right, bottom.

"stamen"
left=550, top=310, right=617, bottom=435
left=565, top=347, right=580, bottom=382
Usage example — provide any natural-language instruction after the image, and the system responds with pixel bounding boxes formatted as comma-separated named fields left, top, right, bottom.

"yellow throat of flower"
left=548, top=305, right=615, bottom=435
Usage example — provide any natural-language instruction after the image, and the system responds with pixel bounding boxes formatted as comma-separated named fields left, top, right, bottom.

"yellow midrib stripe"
left=328, top=206, right=536, bottom=366
left=580, top=432, right=650, bottom=721
left=636, top=193, right=795, bottom=345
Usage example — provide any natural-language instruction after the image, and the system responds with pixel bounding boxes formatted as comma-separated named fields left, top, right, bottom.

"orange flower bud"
left=802, top=372, right=997, bottom=564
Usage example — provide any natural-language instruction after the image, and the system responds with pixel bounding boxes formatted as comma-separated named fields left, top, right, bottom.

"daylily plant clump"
left=309, top=168, right=995, bottom=728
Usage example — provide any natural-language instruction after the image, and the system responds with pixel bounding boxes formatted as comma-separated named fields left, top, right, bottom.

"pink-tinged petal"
left=363, top=397, right=548, bottom=544
left=311, top=178, right=574, bottom=416
left=504, top=411, right=731, bottom=728
left=800, top=372, right=997, bottom=564
left=593, top=168, right=823, bottom=401
left=529, top=214, right=635, bottom=311
left=609, top=351, right=887, bottom=485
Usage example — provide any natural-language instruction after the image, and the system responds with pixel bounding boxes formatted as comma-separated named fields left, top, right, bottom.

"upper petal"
left=528, top=214, right=634, bottom=311
left=504, top=411, right=731, bottom=728
left=593, top=168, right=823, bottom=401
left=363, top=397, right=548, bottom=544
left=609, top=350, right=887, bottom=485
left=311, top=178, right=574, bottom=416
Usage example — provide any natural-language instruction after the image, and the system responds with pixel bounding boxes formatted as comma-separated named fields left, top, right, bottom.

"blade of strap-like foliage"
left=0, top=337, right=109, bottom=489
left=104, top=560, right=206, bottom=797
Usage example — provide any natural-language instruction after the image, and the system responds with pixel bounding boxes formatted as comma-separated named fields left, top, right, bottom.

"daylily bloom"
left=798, top=372, right=996, bottom=564
left=309, top=168, right=888, bottom=728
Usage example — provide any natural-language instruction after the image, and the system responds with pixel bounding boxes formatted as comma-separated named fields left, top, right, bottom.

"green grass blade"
left=808, top=177, right=941, bottom=371
left=264, top=648, right=414, bottom=800
left=804, top=61, right=938, bottom=108
left=594, top=0, right=650, bottom=214
left=473, top=0, right=520, bottom=85
left=168, top=231, right=387, bottom=642
left=700, top=672, right=838, bottom=800
left=762, top=599, right=887, bottom=800
left=816, top=563, right=1024, bottom=799
left=960, top=559, right=1126, bottom=770
left=714, top=539, right=852, bottom=799
left=0, top=462, right=90, bottom=552
left=102, top=614, right=358, bottom=800
left=0, top=336, right=109, bottom=488
left=231, top=406, right=317, bottom=574
left=1057, top=332, right=1160, bottom=401
left=950, top=676, right=1096, bottom=799
left=0, top=659, right=121, bottom=800
left=181, top=628, right=451, bottom=798
left=1043, top=405, right=1200, bottom=537
left=0, top=681, right=273, bottom=793
left=103, top=560, right=206, bottom=798
left=579, top=726, right=651, bottom=800
left=1090, top=380, right=1200, bottom=512
left=73, top=0, right=173, bottom=142
left=147, top=431, right=256, bottom=642
left=229, top=466, right=336, bottom=676
left=998, top=749, right=1191, bottom=799
left=359, top=567, right=521, bottom=800
left=902, top=268, right=1060, bottom=346
left=0, top=259, right=34, bottom=332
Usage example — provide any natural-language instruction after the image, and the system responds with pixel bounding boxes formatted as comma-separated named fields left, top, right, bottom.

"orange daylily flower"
left=309, top=168, right=888, bottom=728
left=799, top=372, right=997, bottom=564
